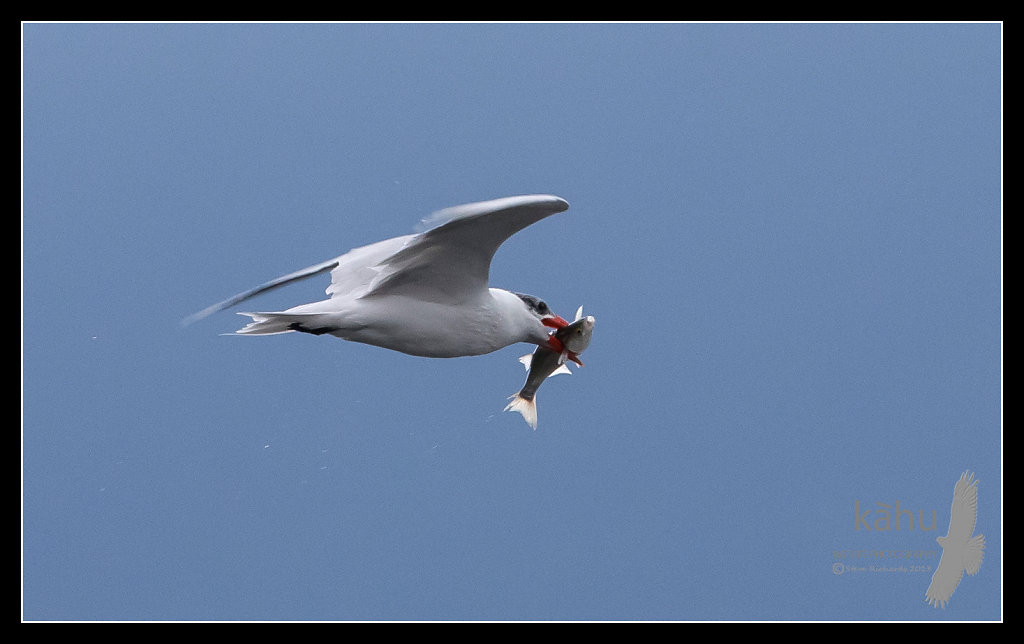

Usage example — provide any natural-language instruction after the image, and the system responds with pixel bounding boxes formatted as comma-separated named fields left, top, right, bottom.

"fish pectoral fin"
left=550, top=363, right=572, bottom=377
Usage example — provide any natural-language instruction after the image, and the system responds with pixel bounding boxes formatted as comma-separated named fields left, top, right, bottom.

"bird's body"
left=186, top=195, right=574, bottom=358
left=254, top=287, right=551, bottom=358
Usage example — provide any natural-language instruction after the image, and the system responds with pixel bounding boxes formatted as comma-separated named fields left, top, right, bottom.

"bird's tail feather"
left=504, top=394, right=538, bottom=430
left=234, top=312, right=340, bottom=336
left=964, top=534, right=985, bottom=575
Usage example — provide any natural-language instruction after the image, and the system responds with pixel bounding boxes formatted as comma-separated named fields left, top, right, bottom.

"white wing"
left=182, top=257, right=340, bottom=325
left=356, top=195, right=569, bottom=304
left=184, top=195, right=569, bottom=323
left=324, top=235, right=416, bottom=299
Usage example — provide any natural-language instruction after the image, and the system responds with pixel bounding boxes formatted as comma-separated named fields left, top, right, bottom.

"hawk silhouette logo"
left=925, top=471, right=985, bottom=609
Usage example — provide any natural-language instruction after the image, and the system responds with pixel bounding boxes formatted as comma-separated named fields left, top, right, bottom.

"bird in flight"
left=925, top=471, right=985, bottom=609
left=184, top=195, right=577, bottom=359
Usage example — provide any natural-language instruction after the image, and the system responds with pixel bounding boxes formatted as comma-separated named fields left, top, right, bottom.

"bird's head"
left=513, top=292, right=571, bottom=353
left=514, top=292, right=569, bottom=330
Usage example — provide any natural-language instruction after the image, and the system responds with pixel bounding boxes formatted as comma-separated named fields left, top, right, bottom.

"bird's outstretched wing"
left=182, top=257, right=341, bottom=325
left=947, top=471, right=979, bottom=542
left=183, top=195, right=569, bottom=324
left=926, top=548, right=963, bottom=609
left=359, top=195, right=569, bottom=304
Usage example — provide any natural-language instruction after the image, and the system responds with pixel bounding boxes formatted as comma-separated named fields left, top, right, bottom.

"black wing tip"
left=180, top=303, right=225, bottom=327
left=548, top=195, right=570, bottom=212
left=521, top=194, right=569, bottom=212
left=418, top=194, right=570, bottom=232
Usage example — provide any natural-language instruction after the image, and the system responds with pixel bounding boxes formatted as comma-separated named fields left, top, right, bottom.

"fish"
left=504, top=307, right=595, bottom=429
left=557, top=306, right=594, bottom=357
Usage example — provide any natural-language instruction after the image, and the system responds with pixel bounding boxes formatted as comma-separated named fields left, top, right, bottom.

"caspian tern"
left=184, top=195, right=575, bottom=358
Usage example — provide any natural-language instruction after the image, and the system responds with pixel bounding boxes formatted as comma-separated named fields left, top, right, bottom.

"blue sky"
left=22, top=23, right=1001, bottom=621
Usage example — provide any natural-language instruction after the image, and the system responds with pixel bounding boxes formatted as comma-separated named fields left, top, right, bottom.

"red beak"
left=542, top=315, right=569, bottom=329
left=547, top=334, right=566, bottom=353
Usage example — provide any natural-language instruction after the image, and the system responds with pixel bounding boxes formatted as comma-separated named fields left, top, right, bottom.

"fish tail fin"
left=504, top=393, right=538, bottom=430
left=964, top=534, right=985, bottom=575
left=234, top=312, right=340, bottom=336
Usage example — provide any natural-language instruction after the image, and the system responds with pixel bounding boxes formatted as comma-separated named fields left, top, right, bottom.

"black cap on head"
left=513, top=292, right=551, bottom=317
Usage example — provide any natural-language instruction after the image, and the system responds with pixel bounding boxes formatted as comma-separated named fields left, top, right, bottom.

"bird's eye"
left=538, top=301, right=548, bottom=314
